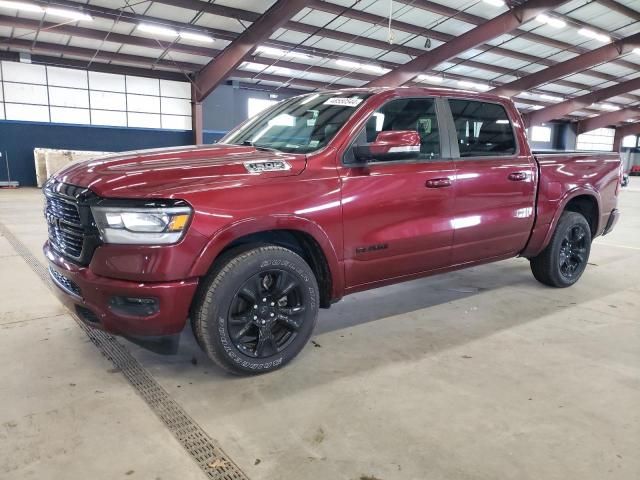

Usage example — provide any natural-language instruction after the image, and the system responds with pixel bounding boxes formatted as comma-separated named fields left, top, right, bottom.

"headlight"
left=91, top=204, right=192, bottom=245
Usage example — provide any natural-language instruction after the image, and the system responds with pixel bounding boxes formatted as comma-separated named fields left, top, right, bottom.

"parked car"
left=44, top=87, right=622, bottom=375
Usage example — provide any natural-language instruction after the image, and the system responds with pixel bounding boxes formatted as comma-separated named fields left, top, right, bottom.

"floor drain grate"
left=0, top=222, right=249, bottom=480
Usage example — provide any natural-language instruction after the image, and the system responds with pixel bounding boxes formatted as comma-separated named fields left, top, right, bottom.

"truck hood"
left=54, top=144, right=307, bottom=198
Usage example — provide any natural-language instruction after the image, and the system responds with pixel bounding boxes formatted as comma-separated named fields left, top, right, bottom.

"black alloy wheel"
left=558, top=224, right=588, bottom=280
left=229, top=270, right=306, bottom=358
left=192, top=245, right=319, bottom=375
left=529, top=211, right=592, bottom=288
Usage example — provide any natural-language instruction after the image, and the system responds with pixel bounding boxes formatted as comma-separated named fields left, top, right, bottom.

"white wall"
left=576, top=127, right=615, bottom=152
left=0, top=61, right=192, bottom=130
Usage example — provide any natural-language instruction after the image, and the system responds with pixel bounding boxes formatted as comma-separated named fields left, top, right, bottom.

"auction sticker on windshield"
left=323, top=97, right=363, bottom=107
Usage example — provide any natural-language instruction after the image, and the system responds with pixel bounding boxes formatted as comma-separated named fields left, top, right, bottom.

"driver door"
left=338, top=97, right=456, bottom=290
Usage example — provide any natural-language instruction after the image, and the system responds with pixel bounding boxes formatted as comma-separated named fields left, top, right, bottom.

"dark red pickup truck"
left=44, top=87, right=622, bottom=374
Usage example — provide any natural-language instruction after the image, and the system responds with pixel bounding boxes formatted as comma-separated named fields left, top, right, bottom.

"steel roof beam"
left=491, top=32, right=640, bottom=97
left=9, top=1, right=638, bottom=105
left=576, top=108, right=640, bottom=134
left=523, top=76, right=640, bottom=127
left=0, top=14, right=218, bottom=58
left=0, top=36, right=202, bottom=72
left=367, top=0, right=567, bottom=87
left=307, top=0, right=640, bottom=103
left=395, top=0, right=639, bottom=72
left=192, top=0, right=308, bottom=101
left=596, top=0, right=640, bottom=22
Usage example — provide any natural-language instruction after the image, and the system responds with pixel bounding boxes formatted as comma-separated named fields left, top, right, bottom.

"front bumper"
left=44, top=242, right=198, bottom=336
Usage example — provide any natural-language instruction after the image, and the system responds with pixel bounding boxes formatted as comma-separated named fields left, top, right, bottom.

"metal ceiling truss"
left=0, top=0, right=638, bottom=133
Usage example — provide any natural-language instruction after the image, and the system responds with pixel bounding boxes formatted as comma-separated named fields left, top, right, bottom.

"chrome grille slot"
left=45, top=192, right=84, bottom=259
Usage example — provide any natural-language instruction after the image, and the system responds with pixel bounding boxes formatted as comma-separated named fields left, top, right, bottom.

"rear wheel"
left=192, top=245, right=319, bottom=375
left=530, top=211, right=591, bottom=288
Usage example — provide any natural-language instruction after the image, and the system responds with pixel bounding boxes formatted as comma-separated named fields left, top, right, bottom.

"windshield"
left=220, top=92, right=372, bottom=153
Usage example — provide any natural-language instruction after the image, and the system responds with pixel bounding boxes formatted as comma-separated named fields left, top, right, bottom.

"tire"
left=192, top=245, right=319, bottom=375
left=529, top=211, right=592, bottom=288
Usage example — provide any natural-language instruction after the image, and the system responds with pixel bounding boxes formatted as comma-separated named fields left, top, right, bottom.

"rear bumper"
left=44, top=242, right=198, bottom=336
left=602, top=208, right=619, bottom=236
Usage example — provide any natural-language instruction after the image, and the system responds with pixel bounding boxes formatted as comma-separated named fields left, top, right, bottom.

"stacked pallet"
left=34, top=149, right=113, bottom=187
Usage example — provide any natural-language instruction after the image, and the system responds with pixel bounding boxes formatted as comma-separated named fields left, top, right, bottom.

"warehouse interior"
left=1, top=1, right=639, bottom=479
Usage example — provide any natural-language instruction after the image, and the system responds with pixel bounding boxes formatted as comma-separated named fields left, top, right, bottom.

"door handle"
left=425, top=178, right=452, bottom=188
left=508, top=172, right=528, bottom=181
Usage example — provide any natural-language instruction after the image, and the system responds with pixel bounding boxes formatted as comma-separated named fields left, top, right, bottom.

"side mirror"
left=353, top=130, right=421, bottom=162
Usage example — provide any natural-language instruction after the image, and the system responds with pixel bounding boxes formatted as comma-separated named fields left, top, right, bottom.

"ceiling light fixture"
left=0, top=1, right=43, bottom=13
left=137, top=23, right=179, bottom=37
left=335, top=59, right=362, bottom=69
left=254, top=45, right=311, bottom=59
left=482, top=0, right=505, bottom=6
left=599, top=103, right=620, bottom=111
left=335, top=59, right=389, bottom=74
left=458, top=80, right=490, bottom=91
left=578, top=28, right=610, bottom=43
left=179, top=31, right=214, bottom=43
left=540, top=94, right=564, bottom=102
left=46, top=7, right=92, bottom=21
left=417, top=74, right=443, bottom=83
left=535, top=13, right=566, bottom=29
left=633, top=48, right=640, bottom=56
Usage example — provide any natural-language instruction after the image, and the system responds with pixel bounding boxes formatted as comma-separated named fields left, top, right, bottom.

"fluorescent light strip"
left=633, top=48, right=640, bottom=56
left=578, top=28, right=610, bottom=43
left=458, top=80, right=490, bottom=91
left=255, top=45, right=311, bottom=59
left=540, top=94, right=564, bottom=102
left=417, top=74, right=443, bottom=83
left=137, top=23, right=178, bottom=37
left=46, top=7, right=92, bottom=21
left=0, top=2, right=92, bottom=20
left=599, top=103, right=620, bottom=111
left=335, top=59, right=389, bottom=74
left=0, top=1, right=43, bottom=13
left=179, top=31, right=214, bottom=43
left=535, top=13, right=566, bottom=29
left=483, top=0, right=505, bottom=6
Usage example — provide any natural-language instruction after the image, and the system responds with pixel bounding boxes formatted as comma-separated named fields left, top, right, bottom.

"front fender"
left=188, top=215, right=345, bottom=299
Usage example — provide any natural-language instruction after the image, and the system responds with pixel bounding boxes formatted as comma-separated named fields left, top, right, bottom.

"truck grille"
left=45, top=195, right=85, bottom=258
left=43, top=180, right=100, bottom=265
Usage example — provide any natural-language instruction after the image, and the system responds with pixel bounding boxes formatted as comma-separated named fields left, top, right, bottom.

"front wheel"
left=192, top=245, right=319, bottom=375
left=529, top=211, right=592, bottom=288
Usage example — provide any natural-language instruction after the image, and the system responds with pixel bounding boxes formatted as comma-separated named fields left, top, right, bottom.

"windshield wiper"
left=240, top=141, right=280, bottom=152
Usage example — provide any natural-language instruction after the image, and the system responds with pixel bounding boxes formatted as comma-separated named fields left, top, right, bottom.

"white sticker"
left=323, top=97, right=363, bottom=107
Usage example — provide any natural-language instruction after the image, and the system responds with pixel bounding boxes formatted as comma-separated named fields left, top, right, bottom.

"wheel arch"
left=563, top=194, right=600, bottom=237
left=189, top=217, right=343, bottom=308
left=527, top=188, right=601, bottom=257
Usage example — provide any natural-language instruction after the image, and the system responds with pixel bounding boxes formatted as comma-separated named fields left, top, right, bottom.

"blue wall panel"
left=0, top=120, right=193, bottom=186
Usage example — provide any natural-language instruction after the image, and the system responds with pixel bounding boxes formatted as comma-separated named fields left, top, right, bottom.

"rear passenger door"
left=444, top=98, right=536, bottom=264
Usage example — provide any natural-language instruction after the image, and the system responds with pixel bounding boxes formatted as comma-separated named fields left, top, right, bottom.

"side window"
left=449, top=99, right=516, bottom=157
left=346, top=98, right=440, bottom=163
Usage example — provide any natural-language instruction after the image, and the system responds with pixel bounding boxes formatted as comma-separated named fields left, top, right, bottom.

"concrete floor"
left=1, top=182, right=639, bottom=480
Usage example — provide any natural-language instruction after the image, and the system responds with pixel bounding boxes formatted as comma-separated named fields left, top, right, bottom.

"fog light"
left=109, top=296, right=159, bottom=317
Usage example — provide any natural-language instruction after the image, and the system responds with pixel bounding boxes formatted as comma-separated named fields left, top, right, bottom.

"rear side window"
left=448, top=99, right=516, bottom=157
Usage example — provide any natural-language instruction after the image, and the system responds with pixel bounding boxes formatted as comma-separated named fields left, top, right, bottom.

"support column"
left=191, top=84, right=203, bottom=145
left=613, top=128, right=623, bottom=152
